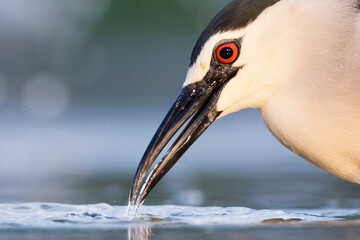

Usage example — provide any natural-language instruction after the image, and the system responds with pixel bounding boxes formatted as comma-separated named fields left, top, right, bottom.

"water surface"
left=1, top=203, right=360, bottom=240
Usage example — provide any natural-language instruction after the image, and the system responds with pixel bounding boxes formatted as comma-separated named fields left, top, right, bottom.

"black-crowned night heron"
left=128, top=0, right=360, bottom=207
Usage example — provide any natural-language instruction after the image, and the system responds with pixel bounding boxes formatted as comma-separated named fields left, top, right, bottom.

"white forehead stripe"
left=183, top=29, right=248, bottom=87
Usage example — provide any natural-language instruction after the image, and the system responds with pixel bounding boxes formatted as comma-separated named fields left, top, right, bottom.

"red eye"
left=216, top=43, right=239, bottom=64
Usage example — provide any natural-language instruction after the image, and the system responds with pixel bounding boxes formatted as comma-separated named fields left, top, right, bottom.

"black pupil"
left=220, top=47, right=233, bottom=59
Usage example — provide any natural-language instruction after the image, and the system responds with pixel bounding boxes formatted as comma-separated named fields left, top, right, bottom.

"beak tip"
left=128, top=194, right=135, bottom=204
left=136, top=191, right=147, bottom=207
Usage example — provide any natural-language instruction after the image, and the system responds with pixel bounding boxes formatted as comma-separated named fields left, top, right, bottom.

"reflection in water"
left=128, top=226, right=152, bottom=240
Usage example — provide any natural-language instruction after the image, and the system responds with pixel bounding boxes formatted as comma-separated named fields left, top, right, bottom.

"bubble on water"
left=22, top=74, right=69, bottom=120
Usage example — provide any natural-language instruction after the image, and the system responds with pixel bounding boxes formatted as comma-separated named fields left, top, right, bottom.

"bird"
left=128, top=0, right=360, bottom=207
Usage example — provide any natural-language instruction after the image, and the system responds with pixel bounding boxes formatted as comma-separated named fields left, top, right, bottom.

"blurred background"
left=1, top=0, right=360, bottom=209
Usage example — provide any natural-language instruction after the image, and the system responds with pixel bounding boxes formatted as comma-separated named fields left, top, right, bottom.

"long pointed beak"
left=129, top=67, right=240, bottom=206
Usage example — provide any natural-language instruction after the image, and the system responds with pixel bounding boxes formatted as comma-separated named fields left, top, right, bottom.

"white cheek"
left=216, top=71, right=247, bottom=111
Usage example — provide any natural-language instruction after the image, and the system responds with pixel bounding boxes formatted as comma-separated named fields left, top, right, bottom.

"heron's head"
left=129, top=0, right=356, bottom=205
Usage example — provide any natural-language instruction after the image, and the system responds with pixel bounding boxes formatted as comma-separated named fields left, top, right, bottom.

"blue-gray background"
left=1, top=0, right=360, bottom=211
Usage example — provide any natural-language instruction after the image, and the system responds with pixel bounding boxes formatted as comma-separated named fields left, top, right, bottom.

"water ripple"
left=0, top=203, right=359, bottom=230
